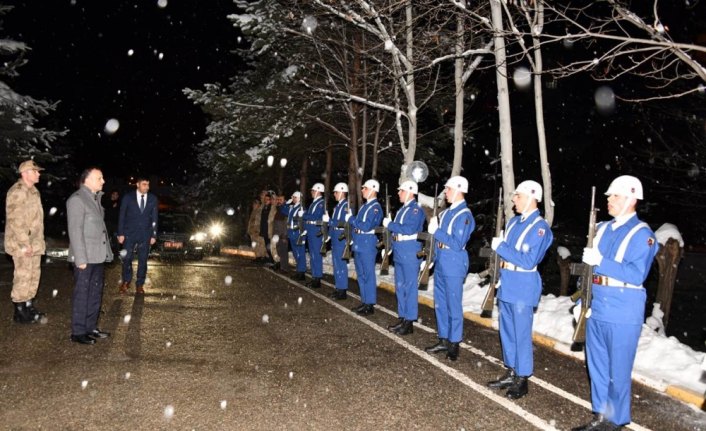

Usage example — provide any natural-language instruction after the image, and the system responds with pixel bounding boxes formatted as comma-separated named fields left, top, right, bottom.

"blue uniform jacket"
left=350, top=198, right=382, bottom=245
left=387, top=199, right=425, bottom=262
left=302, top=197, right=324, bottom=234
left=281, top=202, right=302, bottom=232
left=590, top=215, right=658, bottom=325
left=495, top=210, right=553, bottom=307
left=329, top=200, right=349, bottom=232
left=433, top=201, right=475, bottom=277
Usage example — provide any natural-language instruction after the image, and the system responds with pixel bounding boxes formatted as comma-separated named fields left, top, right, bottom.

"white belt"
left=354, top=229, right=375, bottom=235
left=305, top=221, right=319, bottom=225
left=501, top=261, right=537, bottom=272
left=593, top=275, right=643, bottom=289
left=394, top=234, right=418, bottom=241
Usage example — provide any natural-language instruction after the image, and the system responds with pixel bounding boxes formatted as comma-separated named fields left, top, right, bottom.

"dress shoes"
left=135, top=285, right=145, bottom=294
left=89, top=329, right=110, bottom=339
left=394, top=320, right=414, bottom=335
left=119, top=282, right=130, bottom=294
left=446, top=342, right=460, bottom=361
left=424, top=339, right=448, bottom=354
left=330, top=289, right=347, bottom=300
left=70, top=334, right=96, bottom=345
left=571, top=414, right=622, bottom=431
left=488, top=368, right=516, bottom=389
left=505, top=376, right=528, bottom=399
left=356, top=304, right=375, bottom=316
left=387, top=318, right=404, bottom=332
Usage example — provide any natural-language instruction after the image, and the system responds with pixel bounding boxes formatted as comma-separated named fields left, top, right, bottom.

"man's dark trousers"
left=122, top=237, right=150, bottom=285
left=72, top=264, right=104, bottom=336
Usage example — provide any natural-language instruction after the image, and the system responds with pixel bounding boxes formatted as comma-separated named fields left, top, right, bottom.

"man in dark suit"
left=66, top=167, right=114, bottom=344
left=117, top=176, right=158, bottom=295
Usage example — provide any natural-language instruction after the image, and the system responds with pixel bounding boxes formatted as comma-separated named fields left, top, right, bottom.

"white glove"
left=491, top=236, right=503, bottom=251
left=572, top=300, right=582, bottom=322
left=286, top=199, right=292, bottom=205
left=427, top=217, right=438, bottom=234
left=297, top=209, right=304, bottom=217
left=582, top=247, right=603, bottom=266
left=382, top=217, right=391, bottom=228
left=345, top=212, right=352, bottom=222
left=322, top=212, right=330, bottom=223
left=272, top=235, right=279, bottom=244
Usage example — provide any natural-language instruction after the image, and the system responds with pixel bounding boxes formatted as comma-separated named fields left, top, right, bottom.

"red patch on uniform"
left=538, top=228, right=545, bottom=237
left=647, top=237, right=654, bottom=246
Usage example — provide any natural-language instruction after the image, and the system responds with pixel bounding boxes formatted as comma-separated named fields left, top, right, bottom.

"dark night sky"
left=4, top=0, right=243, bottom=184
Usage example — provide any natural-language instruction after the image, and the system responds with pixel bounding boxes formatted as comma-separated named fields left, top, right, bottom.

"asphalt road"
left=0, top=255, right=704, bottom=430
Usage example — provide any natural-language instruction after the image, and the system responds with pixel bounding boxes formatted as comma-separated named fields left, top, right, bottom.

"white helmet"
left=291, top=191, right=302, bottom=199
left=398, top=180, right=418, bottom=194
left=333, top=182, right=349, bottom=193
left=362, top=179, right=380, bottom=192
left=605, top=175, right=643, bottom=200
left=444, top=176, right=468, bottom=193
left=311, top=183, right=325, bottom=193
left=514, top=180, right=543, bottom=202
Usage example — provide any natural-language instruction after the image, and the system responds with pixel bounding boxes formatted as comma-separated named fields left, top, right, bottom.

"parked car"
left=152, top=213, right=204, bottom=260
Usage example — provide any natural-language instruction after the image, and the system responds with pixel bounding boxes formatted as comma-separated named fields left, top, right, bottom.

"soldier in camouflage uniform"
left=4, top=160, right=46, bottom=323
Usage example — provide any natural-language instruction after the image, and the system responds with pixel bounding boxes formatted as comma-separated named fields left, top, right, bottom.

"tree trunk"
left=490, top=0, right=515, bottom=219
left=655, top=238, right=684, bottom=328
left=452, top=3, right=465, bottom=177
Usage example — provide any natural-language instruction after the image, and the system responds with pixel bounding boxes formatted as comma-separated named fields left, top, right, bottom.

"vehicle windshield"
left=159, top=214, right=194, bottom=232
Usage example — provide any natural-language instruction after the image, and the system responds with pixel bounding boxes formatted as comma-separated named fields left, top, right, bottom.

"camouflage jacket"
left=4, top=179, right=45, bottom=256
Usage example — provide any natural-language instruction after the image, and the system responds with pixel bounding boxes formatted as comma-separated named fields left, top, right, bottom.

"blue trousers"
left=122, top=236, right=150, bottom=286
left=306, top=232, right=323, bottom=278
left=71, top=263, right=105, bottom=336
left=288, top=230, right=306, bottom=272
left=498, top=300, right=535, bottom=376
left=331, top=236, right=348, bottom=290
left=586, top=318, right=641, bottom=426
left=432, top=273, right=464, bottom=343
left=353, top=239, right=377, bottom=305
left=394, top=259, right=419, bottom=320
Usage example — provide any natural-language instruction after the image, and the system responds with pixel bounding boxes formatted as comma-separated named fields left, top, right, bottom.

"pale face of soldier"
left=21, top=168, right=41, bottom=186
left=291, top=195, right=300, bottom=205
left=607, top=194, right=636, bottom=218
left=136, top=180, right=150, bottom=195
left=398, top=189, right=413, bottom=203
left=512, top=192, right=536, bottom=214
left=334, top=190, right=346, bottom=202
left=85, top=169, right=105, bottom=193
left=362, top=186, right=377, bottom=200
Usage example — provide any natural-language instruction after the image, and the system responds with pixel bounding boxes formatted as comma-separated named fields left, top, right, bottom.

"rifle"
left=570, top=187, right=599, bottom=349
left=376, top=186, right=392, bottom=275
left=480, top=188, right=504, bottom=318
left=416, top=184, right=439, bottom=290
left=296, top=193, right=307, bottom=246
left=318, top=198, right=329, bottom=256
left=339, top=195, right=353, bottom=260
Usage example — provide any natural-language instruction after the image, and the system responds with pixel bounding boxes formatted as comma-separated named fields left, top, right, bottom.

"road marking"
left=268, top=270, right=653, bottom=431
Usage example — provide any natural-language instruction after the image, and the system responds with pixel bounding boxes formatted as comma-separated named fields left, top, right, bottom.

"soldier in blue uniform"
left=324, top=182, right=350, bottom=300
left=300, top=183, right=325, bottom=288
left=572, top=175, right=658, bottom=431
left=345, top=179, right=383, bottom=315
left=424, top=176, right=475, bottom=361
left=384, top=180, right=425, bottom=335
left=281, top=191, right=306, bottom=280
left=487, top=180, right=554, bottom=400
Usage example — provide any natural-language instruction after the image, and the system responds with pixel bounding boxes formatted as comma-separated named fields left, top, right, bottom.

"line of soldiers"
left=275, top=174, right=657, bottom=431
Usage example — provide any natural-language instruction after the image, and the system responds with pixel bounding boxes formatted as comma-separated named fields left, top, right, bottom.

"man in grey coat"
left=67, top=167, right=114, bottom=345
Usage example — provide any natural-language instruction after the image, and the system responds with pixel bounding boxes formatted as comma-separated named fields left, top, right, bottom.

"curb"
left=224, top=247, right=705, bottom=411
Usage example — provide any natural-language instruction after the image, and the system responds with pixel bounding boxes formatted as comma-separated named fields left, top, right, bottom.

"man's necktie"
left=140, top=194, right=145, bottom=212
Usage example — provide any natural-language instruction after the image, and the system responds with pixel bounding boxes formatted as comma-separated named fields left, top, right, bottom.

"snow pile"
left=655, top=223, right=684, bottom=248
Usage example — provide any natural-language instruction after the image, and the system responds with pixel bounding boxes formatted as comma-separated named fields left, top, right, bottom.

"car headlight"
left=191, top=232, right=207, bottom=242
left=209, top=223, right=224, bottom=237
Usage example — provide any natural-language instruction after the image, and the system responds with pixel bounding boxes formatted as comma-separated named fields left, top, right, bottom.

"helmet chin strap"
left=617, top=196, right=636, bottom=217
left=450, top=188, right=459, bottom=203
left=521, top=199, right=531, bottom=215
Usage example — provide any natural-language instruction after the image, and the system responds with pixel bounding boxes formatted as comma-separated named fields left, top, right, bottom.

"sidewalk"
left=223, top=246, right=706, bottom=411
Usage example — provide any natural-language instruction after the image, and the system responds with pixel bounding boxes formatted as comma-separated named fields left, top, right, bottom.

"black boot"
left=308, top=278, right=321, bottom=289
left=424, top=338, right=448, bottom=354
left=357, top=304, right=374, bottom=316
left=351, top=303, right=366, bottom=312
left=446, top=342, right=460, bottom=361
left=25, top=298, right=45, bottom=321
left=387, top=318, right=404, bottom=332
left=395, top=320, right=414, bottom=335
left=330, top=289, right=347, bottom=300
left=272, top=261, right=281, bottom=271
left=571, top=414, right=621, bottom=431
left=506, top=376, right=529, bottom=399
left=13, top=302, right=35, bottom=324
left=294, top=272, right=306, bottom=281
left=487, top=368, right=516, bottom=389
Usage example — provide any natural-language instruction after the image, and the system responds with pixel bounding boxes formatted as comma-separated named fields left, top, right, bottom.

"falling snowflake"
left=163, top=405, right=174, bottom=419
left=262, top=314, right=270, bottom=324
left=225, top=275, right=233, bottom=285
left=104, top=119, right=120, bottom=134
